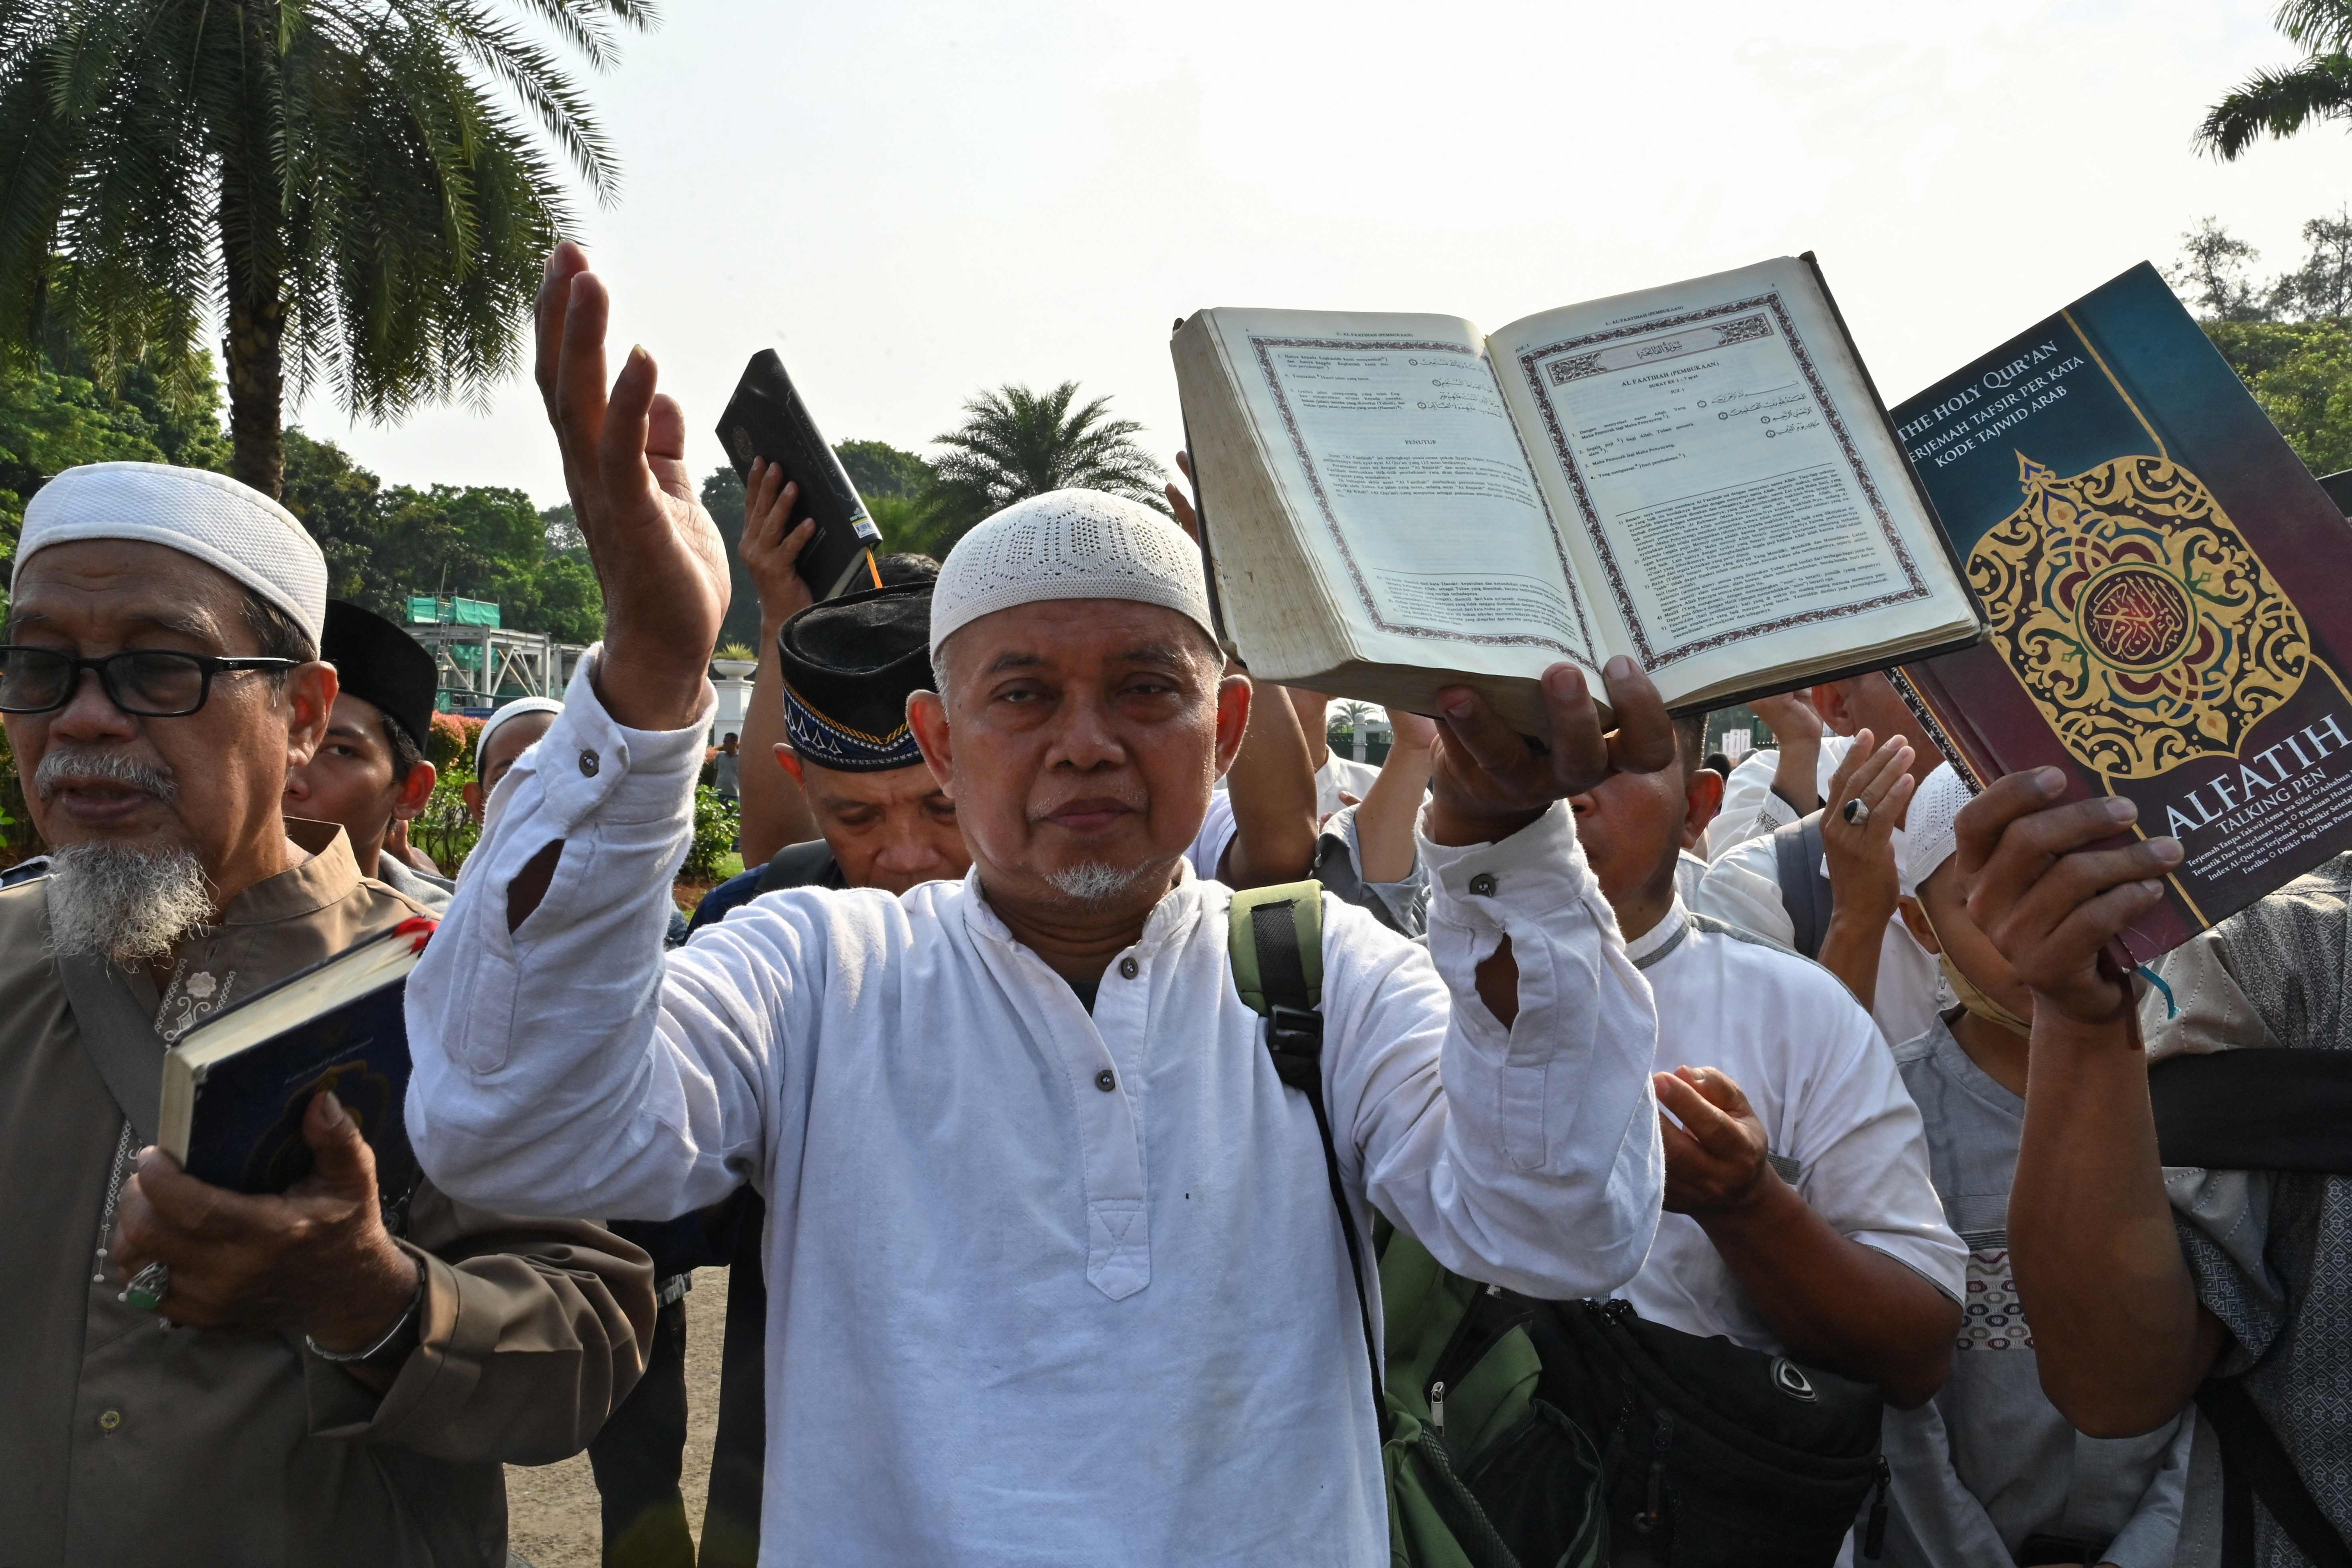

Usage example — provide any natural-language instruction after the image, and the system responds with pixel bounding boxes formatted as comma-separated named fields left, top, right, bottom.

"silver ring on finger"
left=1842, top=797, right=1871, bottom=828
left=122, top=1261, right=171, bottom=1312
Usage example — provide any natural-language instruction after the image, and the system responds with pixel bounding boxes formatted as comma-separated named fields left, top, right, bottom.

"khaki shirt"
left=0, top=822, right=655, bottom=1566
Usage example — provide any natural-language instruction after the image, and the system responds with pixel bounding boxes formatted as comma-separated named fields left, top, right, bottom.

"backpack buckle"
left=1264, top=1004, right=1324, bottom=1092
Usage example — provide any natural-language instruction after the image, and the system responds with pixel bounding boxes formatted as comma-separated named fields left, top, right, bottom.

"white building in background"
left=711, top=657, right=756, bottom=746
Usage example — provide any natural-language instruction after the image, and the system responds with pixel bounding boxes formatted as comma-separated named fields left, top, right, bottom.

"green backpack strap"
left=1227, top=882, right=1390, bottom=1436
left=1229, top=880, right=1325, bottom=1090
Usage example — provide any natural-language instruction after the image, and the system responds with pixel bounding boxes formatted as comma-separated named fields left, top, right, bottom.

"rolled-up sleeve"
left=406, top=649, right=790, bottom=1222
left=303, top=1184, right=658, bottom=1465
left=1326, top=801, right=1663, bottom=1299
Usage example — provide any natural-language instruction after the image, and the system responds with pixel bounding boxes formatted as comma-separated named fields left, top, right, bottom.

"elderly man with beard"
left=406, top=246, right=1671, bottom=1564
left=0, top=462, right=655, bottom=1566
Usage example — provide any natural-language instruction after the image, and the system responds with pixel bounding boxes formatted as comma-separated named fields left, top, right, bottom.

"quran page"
left=1488, top=257, right=1977, bottom=708
left=1180, top=308, right=1602, bottom=693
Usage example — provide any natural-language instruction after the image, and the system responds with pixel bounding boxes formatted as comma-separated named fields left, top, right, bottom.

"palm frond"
left=0, top=0, right=652, bottom=482
left=2274, top=0, right=2352, bottom=52
left=2198, top=52, right=2352, bottom=158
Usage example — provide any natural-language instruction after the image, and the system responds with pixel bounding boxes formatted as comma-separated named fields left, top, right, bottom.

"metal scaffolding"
left=407, top=622, right=587, bottom=710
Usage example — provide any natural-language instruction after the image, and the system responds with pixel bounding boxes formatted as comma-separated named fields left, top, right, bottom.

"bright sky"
left=308, top=0, right=2352, bottom=511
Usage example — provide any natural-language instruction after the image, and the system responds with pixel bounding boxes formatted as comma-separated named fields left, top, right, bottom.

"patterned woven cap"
left=16, top=462, right=327, bottom=643
left=928, top=489, right=1212, bottom=661
left=1900, top=762, right=1975, bottom=896
left=777, top=582, right=932, bottom=772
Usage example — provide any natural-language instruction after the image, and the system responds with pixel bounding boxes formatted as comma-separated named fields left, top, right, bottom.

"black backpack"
left=2151, top=1050, right=2352, bottom=1568
left=1770, top=814, right=1836, bottom=962
left=1234, top=880, right=1892, bottom=1567
left=1524, top=1298, right=1888, bottom=1567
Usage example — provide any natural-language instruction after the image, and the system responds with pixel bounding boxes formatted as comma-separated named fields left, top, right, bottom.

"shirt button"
left=578, top=749, right=600, bottom=778
left=1118, top=957, right=1140, bottom=980
left=1095, top=1069, right=1117, bottom=1092
left=1468, top=872, right=1497, bottom=896
left=98, top=1409, right=122, bottom=1432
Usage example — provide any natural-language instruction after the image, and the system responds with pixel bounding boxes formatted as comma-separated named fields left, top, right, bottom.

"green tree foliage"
left=2198, top=1, right=2352, bottom=159
left=2168, top=218, right=2271, bottom=322
left=0, top=316, right=230, bottom=602
left=701, top=464, right=759, bottom=653
left=0, top=0, right=654, bottom=498
left=2208, top=320, right=2352, bottom=474
left=2176, top=214, right=2352, bottom=477
left=926, top=382, right=1166, bottom=547
left=279, top=428, right=603, bottom=642
left=836, top=438, right=934, bottom=500
left=701, top=439, right=943, bottom=647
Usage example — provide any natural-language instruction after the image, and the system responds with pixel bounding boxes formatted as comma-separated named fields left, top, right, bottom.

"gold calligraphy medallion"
left=1969, top=454, right=2308, bottom=778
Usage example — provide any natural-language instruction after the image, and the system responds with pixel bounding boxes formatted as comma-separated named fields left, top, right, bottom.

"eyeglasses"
left=0, top=646, right=300, bottom=718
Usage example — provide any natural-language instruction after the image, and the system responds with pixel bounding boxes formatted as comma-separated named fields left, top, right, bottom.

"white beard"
left=1044, top=860, right=1148, bottom=903
left=44, top=842, right=214, bottom=968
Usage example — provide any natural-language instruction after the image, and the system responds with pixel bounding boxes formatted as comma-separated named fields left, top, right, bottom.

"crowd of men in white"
left=1, top=241, right=2334, bottom=1568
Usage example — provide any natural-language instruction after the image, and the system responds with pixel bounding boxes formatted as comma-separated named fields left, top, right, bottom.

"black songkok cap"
left=322, top=599, right=437, bottom=751
left=776, top=582, right=933, bottom=772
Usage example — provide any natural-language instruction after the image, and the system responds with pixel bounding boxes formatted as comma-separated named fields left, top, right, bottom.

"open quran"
left=1172, top=256, right=1984, bottom=732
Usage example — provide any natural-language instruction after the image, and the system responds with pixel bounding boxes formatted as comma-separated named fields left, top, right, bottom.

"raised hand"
left=1749, top=688, right=1823, bottom=746
left=1384, top=707, right=1441, bottom=756
left=1424, top=657, right=1676, bottom=846
left=1954, top=768, right=2182, bottom=1024
left=1819, top=728, right=1914, bottom=925
left=741, top=459, right=818, bottom=631
left=1164, top=450, right=1200, bottom=543
left=535, top=242, right=730, bottom=729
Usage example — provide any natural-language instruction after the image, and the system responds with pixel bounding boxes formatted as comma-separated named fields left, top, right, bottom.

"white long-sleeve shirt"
left=406, top=654, right=1664, bottom=1567
left=1693, top=830, right=1948, bottom=1048
left=1707, top=735, right=1856, bottom=856
left=1616, top=899, right=1964, bottom=1345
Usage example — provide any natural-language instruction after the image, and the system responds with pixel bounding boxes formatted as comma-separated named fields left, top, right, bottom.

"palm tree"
left=926, top=380, right=1167, bottom=546
left=2198, top=1, right=2352, bottom=159
left=0, top=0, right=652, bottom=498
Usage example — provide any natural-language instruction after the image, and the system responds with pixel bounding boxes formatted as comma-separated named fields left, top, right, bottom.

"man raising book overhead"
left=0, top=462, right=654, bottom=1566
left=405, top=244, right=1674, bottom=1563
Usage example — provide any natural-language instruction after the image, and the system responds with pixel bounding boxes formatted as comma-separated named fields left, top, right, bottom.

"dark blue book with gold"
left=1895, top=262, right=2352, bottom=962
left=158, top=927, right=424, bottom=1228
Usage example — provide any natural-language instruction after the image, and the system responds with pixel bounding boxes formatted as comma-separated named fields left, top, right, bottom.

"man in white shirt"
left=1574, top=714, right=1962, bottom=1406
left=1186, top=685, right=1379, bottom=884
left=1709, top=678, right=1934, bottom=854
left=405, top=245, right=1673, bottom=1566
left=1288, top=686, right=1384, bottom=814
left=1699, top=712, right=1950, bottom=1047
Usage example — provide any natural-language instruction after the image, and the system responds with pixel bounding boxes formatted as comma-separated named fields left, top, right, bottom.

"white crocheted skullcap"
left=16, top=462, right=327, bottom=645
left=476, top=696, right=565, bottom=769
left=928, top=489, right=1214, bottom=663
left=1900, top=762, right=1975, bottom=898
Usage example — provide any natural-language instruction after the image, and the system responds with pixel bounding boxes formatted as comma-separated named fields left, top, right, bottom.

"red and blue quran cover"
left=1895, top=262, right=2352, bottom=962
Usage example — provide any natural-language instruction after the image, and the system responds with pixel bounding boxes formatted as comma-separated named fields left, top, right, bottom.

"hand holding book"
left=1424, top=656, right=1676, bottom=848
left=741, top=460, right=819, bottom=632
left=1953, top=771, right=2183, bottom=1026
left=113, top=1088, right=420, bottom=1362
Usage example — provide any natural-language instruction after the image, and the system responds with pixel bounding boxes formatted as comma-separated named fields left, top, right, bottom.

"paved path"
left=508, top=1267, right=730, bottom=1567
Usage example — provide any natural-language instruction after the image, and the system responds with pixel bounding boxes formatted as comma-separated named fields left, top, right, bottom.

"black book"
left=716, top=350, right=884, bottom=600
left=158, top=926, right=424, bottom=1228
